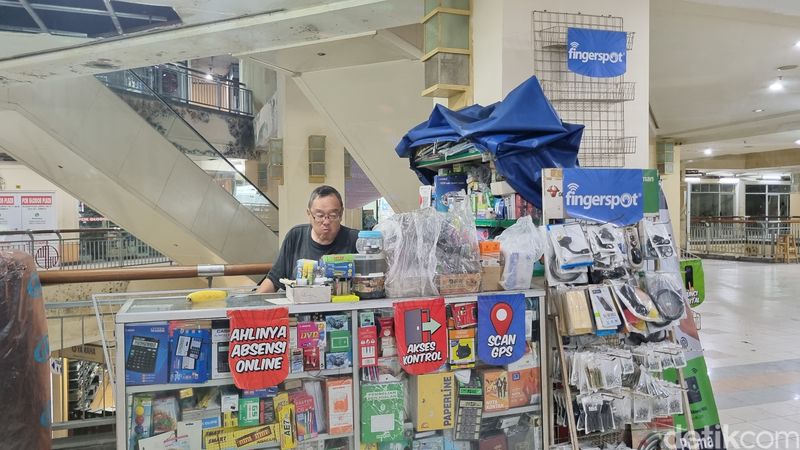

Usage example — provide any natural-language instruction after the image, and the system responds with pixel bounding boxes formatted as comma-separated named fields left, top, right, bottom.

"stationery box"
left=287, top=285, right=331, bottom=304
left=454, top=374, right=483, bottom=441
left=124, top=322, right=169, bottom=386
left=211, top=320, right=232, bottom=379
left=151, top=397, right=180, bottom=434
left=239, top=397, right=260, bottom=427
left=412, top=372, right=456, bottom=431
left=326, top=378, right=354, bottom=435
left=325, top=351, right=352, bottom=370
left=325, top=314, right=350, bottom=331
left=481, top=369, right=509, bottom=412
left=128, top=394, right=154, bottom=449
left=448, top=328, right=476, bottom=366
left=290, top=391, right=317, bottom=441
left=434, top=174, right=467, bottom=212
left=507, top=350, right=541, bottom=408
left=328, top=330, right=352, bottom=353
left=360, top=382, right=404, bottom=443
left=169, top=327, right=211, bottom=384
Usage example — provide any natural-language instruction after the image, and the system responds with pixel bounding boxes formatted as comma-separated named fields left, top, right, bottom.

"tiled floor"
left=701, top=260, right=800, bottom=449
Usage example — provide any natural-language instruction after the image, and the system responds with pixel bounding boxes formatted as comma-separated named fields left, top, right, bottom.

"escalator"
left=0, top=70, right=279, bottom=266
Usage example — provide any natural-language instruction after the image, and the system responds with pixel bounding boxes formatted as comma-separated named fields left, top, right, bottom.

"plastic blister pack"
left=633, top=392, right=653, bottom=423
left=549, top=223, right=593, bottom=269
left=495, top=215, right=546, bottom=289
left=644, top=272, right=687, bottom=323
left=610, top=281, right=662, bottom=323
left=546, top=237, right=589, bottom=286
left=643, top=220, right=676, bottom=259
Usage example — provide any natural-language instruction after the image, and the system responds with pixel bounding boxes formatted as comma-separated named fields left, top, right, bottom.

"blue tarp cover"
left=396, top=75, right=583, bottom=208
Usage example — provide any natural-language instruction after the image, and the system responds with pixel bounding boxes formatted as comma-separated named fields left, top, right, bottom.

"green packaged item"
left=360, top=382, right=404, bottom=443
left=328, top=330, right=352, bottom=353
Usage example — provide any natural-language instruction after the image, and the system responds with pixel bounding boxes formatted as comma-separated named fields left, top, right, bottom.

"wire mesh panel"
left=532, top=11, right=636, bottom=167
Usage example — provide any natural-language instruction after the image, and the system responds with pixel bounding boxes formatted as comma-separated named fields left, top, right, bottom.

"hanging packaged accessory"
left=549, top=223, right=593, bottom=270
left=546, top=238, right=588, bottom=285
left=610, top=282, right=661, bottom=322
left=643, top=221, right=675, bottom=259
left=644, top=272, right=686, bottom=323
left=587, top=285, right=622, bottom=331
left=623, top=226, right=644, bottom=270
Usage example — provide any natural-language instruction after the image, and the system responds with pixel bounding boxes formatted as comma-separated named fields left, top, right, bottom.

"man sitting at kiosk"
left=256, top=185, right=358, bottom=293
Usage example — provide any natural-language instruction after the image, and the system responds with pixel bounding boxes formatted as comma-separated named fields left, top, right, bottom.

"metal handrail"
left=0, top=227, right=122, bottom=236
left=118, top=69, right=279, bottom=218
left=39, top=263, right=271, bottom=284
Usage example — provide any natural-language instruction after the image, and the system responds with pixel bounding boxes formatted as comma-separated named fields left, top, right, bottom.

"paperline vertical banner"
left=477, top=294, right=526, bottom=365
left=563, top=168, right=644, bottom=226
left=394, top=298, right=447, bottom=375
left=227, top=307, right=290, bottom=389
left=567, top=28, right=627, bottom=78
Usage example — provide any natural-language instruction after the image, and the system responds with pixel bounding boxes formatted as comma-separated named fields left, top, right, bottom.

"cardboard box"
left=290, top=391, right=317, bottom=441
left=436, top=273, right=481, bottom=295
left=448, top=328, right=476, bottom=366
left=328, top=330, right=352, bottom=353
left=480, top=265, right=504, bottom=292
left=479, top=432, right=507, bottom=450
left=203, top=424, right=279, bottom=450
left=325, top=351, right=352, bottom=369
left=286, top=285, right=331, bottom=304
left=507, top=350, right=541, bottom=408
left=481, top=369, right=509, bottom=412
left=239, top=397, right=260, bottom=427
left=491, top=181, right=516, bottom=196
left=169, top=327, right=211, bottom=384
left=454, top=374, right=483, bottom=441
left=326, top=378, right=354, bottom=435
left=434, top=174, right=467, bottom=212
left=412, top=372, right=456, bottom=431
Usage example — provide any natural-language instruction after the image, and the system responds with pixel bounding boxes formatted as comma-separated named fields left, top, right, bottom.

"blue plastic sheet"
left=396, top=75, right=583, bottom=208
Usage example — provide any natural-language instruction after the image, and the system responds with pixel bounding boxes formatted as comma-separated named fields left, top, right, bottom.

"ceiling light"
left=703, top=148, right=713, bottom=155
left=794, top=139, right=800, bottom=145
left=769, top=76, right=784, bottom=91
left=795, top=41, right=800, bottom=48
left=762, top=174, right=783, bottom=180
left=684, top=177, right=701, bottom=183
left=205, top=72, right=213, bottom=80
left=778, top=64, right=798, bottom=71
left=752, top=109, right=764, bottom=113
left=719, top=177, right=739, bottom=184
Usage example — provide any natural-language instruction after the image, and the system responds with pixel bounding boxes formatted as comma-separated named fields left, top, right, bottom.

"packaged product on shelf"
left=548, top=223, right=593, bottom=270
left=326, top=378, right=354, bottom=435
left=495, top=216, right=545, bottom=290
left=448, top=328, right=476, bottom=367
left=413, top=435, right=445, bottom=450
left=297, top=321, right=325, bottom=349
left=221, top=387, right=240, bottom=428
left=177, top=420, right=202, bottom=449
left=358, top=326, right=378, bottom=367
left=507, top=347, right=541, bottom=408
left=325, top=351, right=352, bottom=369
left=303, top=346, right=324, bottom=371
left=325, top=314, right=350, bottom=331
left=480, top=265, right=504, bottom=292
left=260, top=398, right=276, bottom=424
left=278, top=402, right=298, bottom=449
left=124, top=322, right=170, bottom=386
left=290, top=349, right=305, bottom=373
left=328, top=330, right=352, bottom=353
left=151, top=396, right=180, bottom=434
left=557, top=289, right=594, bottom=336
left=479, top=432, right=507, bottom=450
left=434, top=174, right=467, bottom=212
left=451, top=303, right=478, bottom=329
left=169, top=326, right=211, bottom=384
left=360, top=382, right=405, bottom=443
left=239, top=396, right=261, bottom=427
left=481, top=369, right=509, bottom=412
left=454, top=373, right=483, bottom=441
left=479, top=241, right=501, bottom=267
left=411, top=371, right=456, bottom=431
left=128, top=394, right=154, bottom=449
left=290, top=391, right=318, bottom=441
left=505, top=423, right=537, bottom=450
left=435, top=197, right=482, bottom=295
left=419, top=185, right=433, bottom=208
left=211, top=320, right=231, bottom=379
left=178, top=388, right=197, bottom=410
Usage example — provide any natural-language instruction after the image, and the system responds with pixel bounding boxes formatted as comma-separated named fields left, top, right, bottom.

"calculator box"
left=124, top=322, right=169, bottom=386
left=170, top=327, right=211, bottom=384
left=211, top=320, right=231, bottom=380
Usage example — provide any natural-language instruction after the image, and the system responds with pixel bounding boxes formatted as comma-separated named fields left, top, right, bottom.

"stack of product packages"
left=545, top=217, right=690, bottom=449
left=126, top=312, right=355, bottom=450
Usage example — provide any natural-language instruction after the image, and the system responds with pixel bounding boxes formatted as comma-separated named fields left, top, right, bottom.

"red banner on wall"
left=393, top=298, right=447, bottom=375
left=227, top=307, right=290, bottom=390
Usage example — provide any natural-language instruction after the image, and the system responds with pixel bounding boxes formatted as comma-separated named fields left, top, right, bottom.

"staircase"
left=0, top=70, right=279, bottom=266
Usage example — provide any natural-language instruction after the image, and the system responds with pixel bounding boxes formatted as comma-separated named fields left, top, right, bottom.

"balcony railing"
left=97, top=63, right=254, bottom=116
left=0, top=228, right=171, bottom=271
left=686, top=216, right=800, bottom=260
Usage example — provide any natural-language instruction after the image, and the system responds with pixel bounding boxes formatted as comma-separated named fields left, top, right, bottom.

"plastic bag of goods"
left=435, top=197, right=482, bottom=294
left=375, top=207, right=443, bottom=297
left=0, top=251, right=51, bottom=450
left=495, top=216, right=546, bottom=290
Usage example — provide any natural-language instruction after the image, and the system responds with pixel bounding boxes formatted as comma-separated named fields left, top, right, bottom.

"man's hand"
left=256, top=278, right=276, bottom=293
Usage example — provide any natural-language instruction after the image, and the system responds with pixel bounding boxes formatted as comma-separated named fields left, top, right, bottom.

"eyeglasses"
left=310, top=211, right=342, bottom=223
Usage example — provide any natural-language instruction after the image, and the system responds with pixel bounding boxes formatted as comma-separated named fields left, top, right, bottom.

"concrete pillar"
left=472, top=0, right=651, bottom=168
left=278, top=75, right=347, bottom=242
left=661, top=145, right=682, bottom=243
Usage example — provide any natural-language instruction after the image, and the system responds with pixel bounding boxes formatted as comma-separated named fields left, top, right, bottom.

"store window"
left=745, top=184, right=791, bottom=217
left=689, top=183, right=735, bottom=217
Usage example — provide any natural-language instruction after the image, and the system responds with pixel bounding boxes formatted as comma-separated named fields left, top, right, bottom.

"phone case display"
left=113, top=287, right=545, bottom=450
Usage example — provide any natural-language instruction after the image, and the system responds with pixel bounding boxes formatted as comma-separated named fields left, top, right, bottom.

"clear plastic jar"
left=356, top=230, right=383, bottom=255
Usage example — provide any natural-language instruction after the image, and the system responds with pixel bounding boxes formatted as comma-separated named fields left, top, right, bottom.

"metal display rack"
left=533, top=11, right=636, bottom=168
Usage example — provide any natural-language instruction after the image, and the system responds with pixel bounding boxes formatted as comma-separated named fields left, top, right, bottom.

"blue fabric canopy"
left=396, top=75, right=583, bottom=209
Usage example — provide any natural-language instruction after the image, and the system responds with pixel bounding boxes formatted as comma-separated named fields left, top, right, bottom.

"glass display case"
left=106, top=287, right=548, bottom=450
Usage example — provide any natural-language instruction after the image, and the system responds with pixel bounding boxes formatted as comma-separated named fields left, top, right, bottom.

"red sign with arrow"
left=393, top=298, right=447, bottom=375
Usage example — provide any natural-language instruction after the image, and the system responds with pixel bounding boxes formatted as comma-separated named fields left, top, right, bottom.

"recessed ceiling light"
left=778, top=64, right=798, bottom=71
left=719, top=177, right=739, bottom=184
left=795, top=41, right=800, bottom=48
left=753, top=109, right=764, bottom=112
left=795, top=139, right=800, bottom=145
left=704, top=148, right=713, bottom=155
left=769, top=76, right=785, bottom=91
left=762, top=174, right=783, bottom=180
left=687, top=160, right=694, bottom=163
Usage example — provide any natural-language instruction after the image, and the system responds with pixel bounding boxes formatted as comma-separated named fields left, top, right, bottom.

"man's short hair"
left=308, top=185, right=344, bottom=210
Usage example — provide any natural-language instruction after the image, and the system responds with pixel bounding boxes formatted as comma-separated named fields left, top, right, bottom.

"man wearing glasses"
left=256, top=185, right=358, bottom=293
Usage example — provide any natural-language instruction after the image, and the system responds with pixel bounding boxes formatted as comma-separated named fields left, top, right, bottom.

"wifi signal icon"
left=567, top=183, right=579, bottom=192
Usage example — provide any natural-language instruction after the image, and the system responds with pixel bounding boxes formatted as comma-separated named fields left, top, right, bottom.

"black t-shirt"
left=265, top=224, right=359, bottom=290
